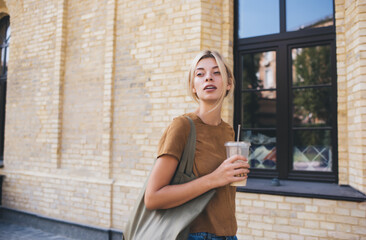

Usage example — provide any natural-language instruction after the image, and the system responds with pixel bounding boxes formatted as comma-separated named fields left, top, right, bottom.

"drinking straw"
left=236, top=124, right=241, bottom=155
left=237, top=124, right=241, bottom=142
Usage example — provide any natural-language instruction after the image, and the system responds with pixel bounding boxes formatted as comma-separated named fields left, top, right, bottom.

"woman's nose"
left=205, top=72, right=213, bottom=81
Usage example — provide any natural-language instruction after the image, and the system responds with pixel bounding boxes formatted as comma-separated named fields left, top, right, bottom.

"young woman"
left=144, top=50, right=250, bottom=240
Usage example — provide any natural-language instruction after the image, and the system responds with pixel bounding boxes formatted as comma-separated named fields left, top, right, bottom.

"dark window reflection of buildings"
left=257, top=51, right=276, bottom=127
left=243, top=51, right=277, bottom=170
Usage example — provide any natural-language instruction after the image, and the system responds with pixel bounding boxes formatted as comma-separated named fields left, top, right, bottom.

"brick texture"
left=336, top=0, right=366, bottom=193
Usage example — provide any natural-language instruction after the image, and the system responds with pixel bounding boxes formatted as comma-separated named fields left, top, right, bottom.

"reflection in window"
left=242, top=130, right=276, bottom=170
left=293, top=130, right=332, bottom=171
left=0, top=16, right=10, bottom=75
left=292, top=45, right=331, bottom=87
left=286, top=0, right=333, bottom=31
left=292, top=45, right=332, bottom=128
left=291, top=44, right=333, bottom=173
left=293, top=88, right=332, bottom=127
left=238, top=0, right=333, bottom=39
left=238, top=0, right=279, bottom=38
left=241, top=50, right=277, bottom=170
left=242, top=51, right=277, bottom=129
left=242, top=51, right=277, bottom=90
left=242, top=92, right=276, bottom=128
left=0, top=15, right=9, bottom=162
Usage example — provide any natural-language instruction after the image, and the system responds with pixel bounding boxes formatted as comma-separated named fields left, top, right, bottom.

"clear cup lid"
left=224, top=141, right=251, bottom=147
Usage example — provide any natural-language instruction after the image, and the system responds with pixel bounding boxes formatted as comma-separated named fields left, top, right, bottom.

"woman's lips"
left=204, top=85, right=217, bottom=91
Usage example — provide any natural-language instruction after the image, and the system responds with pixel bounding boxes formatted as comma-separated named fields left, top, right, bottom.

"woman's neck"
left=195, top=103, right=222, bottom=126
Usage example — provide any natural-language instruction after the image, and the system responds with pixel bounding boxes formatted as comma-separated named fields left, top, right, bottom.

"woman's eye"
left=196, top=72, right=204, bottom=76
left=214, top=71, right=221, bottom=75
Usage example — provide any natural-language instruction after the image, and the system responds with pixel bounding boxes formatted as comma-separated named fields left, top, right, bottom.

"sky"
left=238, top=0, right=333, bottom=38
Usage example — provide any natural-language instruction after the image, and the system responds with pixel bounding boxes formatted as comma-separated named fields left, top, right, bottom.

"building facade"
left=0, top=0, right=365, bottom=239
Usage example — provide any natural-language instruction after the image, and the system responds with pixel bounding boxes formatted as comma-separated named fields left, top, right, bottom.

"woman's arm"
left=144, top=154, right=249, bottom=210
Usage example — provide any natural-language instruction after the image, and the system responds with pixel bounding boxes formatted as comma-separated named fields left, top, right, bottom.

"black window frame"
left=234, top=0, right=338, bottom=183
left=0, top=15, right=10, bottom=165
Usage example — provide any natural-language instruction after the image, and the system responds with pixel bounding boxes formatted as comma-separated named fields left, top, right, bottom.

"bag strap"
left=176, top=116, right=196, bottom=176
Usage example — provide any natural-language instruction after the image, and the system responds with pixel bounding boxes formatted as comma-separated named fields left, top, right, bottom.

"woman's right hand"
left=208, top=155, right=250, bottom=188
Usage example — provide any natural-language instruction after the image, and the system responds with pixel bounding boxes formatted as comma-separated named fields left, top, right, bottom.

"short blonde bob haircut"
left=188, top=50, right=235, bottom=109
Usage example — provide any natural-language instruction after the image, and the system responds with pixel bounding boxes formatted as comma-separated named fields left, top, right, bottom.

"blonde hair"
left=188, top=50, right=235, bottom=109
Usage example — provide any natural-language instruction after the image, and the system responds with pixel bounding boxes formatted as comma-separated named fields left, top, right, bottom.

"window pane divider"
left=292, top=127, right=332, bottom=130
left=292, top=84, right=332, bottom=89
left=241, top=88, right=277, bottom=92
left=241, top=128, right=276, bottom=131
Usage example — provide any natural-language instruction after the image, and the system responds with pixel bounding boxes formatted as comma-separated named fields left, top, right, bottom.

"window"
left=235, top=0, right=337, bottom=182
left=0, top=15, right=10, bottom=164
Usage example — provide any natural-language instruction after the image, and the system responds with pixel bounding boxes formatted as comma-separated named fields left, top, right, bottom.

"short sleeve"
left=157, top=116, right=191, bottom=161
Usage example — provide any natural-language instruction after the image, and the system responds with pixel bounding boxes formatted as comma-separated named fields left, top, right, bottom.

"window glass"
left=0, top=16, right=9, bottom=162
left=241, top=50, right=277, bottom=170
left=293, top=130, right=332, bottom=171
left=242, top=130, right=276, bottom=170
left=293, top=88, right=332, bottom=127
left=242, top=51, right=277, bottom=90
left=242, top=91, right=276, bottom=128
left=241, top=51, right=277, bottom=128
left=238, top=0, right=280, bottom=38
left=292, top=45, right=331, bottom=87
left=291, top=43, right=333, bottom=173
left=5, top=25, right=10, bottom=66
left=286, top=0, right=333, bottom=31
left=0, top=16, right=10, bottom=76
left=291, top=45, right=332, bottom=128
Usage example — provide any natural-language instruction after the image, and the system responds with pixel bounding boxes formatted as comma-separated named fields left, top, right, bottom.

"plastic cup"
left=225, top=141, right=251, bottom=187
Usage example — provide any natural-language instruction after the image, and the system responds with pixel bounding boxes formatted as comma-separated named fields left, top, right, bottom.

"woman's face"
left=192, top=57, right=231, bottom=103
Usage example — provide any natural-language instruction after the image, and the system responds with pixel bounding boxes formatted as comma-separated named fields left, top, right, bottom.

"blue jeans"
left=188, top=232, right=238, bottom=240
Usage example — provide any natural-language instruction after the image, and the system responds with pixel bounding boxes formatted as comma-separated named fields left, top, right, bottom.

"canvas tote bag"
left=124, top=116, right=216, bottom=240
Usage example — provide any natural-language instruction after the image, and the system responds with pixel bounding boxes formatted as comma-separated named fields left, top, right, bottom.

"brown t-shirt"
left=157, top=112, right=237, bottom=236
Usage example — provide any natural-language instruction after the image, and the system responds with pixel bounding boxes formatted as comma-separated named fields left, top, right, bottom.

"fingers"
left=233, top=174, right=248, bottom=181
left=232, top=161, right=250, bottom=169
left=233, top=168, right=250, bottom=176
left=224, top=155, right=250, bottom=173
left=226, top=154, right=248, bottom=163
left=230, top=158, right=250, bottom=181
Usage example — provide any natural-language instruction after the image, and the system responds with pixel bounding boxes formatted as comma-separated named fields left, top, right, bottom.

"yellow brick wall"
left=236, top=193, right=366, bottom=239
left=5, top=0, right=60, bottom=173
left=336, top=0, right=366, bottom=192
left=2, top=171, right=113, bottom=227
left=60, top=0, right=107, bottom=177
left=2, top=0, right=114, bottom=227
left=335, top=0, right=349, bottom=185
left=0, top=0, right=365, bottom=239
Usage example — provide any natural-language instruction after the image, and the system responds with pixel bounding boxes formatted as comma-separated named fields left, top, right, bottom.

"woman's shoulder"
left=182, top=112, right=199, bottom=122
left=157, top=115, right=191, bottom=160
left=221, top=120, right=235, bottom=131
left=220, top=120, right=235, bottom=139
left=170, top=114, right=192, bottom=130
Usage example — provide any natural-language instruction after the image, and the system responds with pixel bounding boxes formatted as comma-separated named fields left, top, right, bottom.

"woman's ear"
left=226, top=82, right=232, bottom=91
left=225, top=80, right=232, bottom=96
